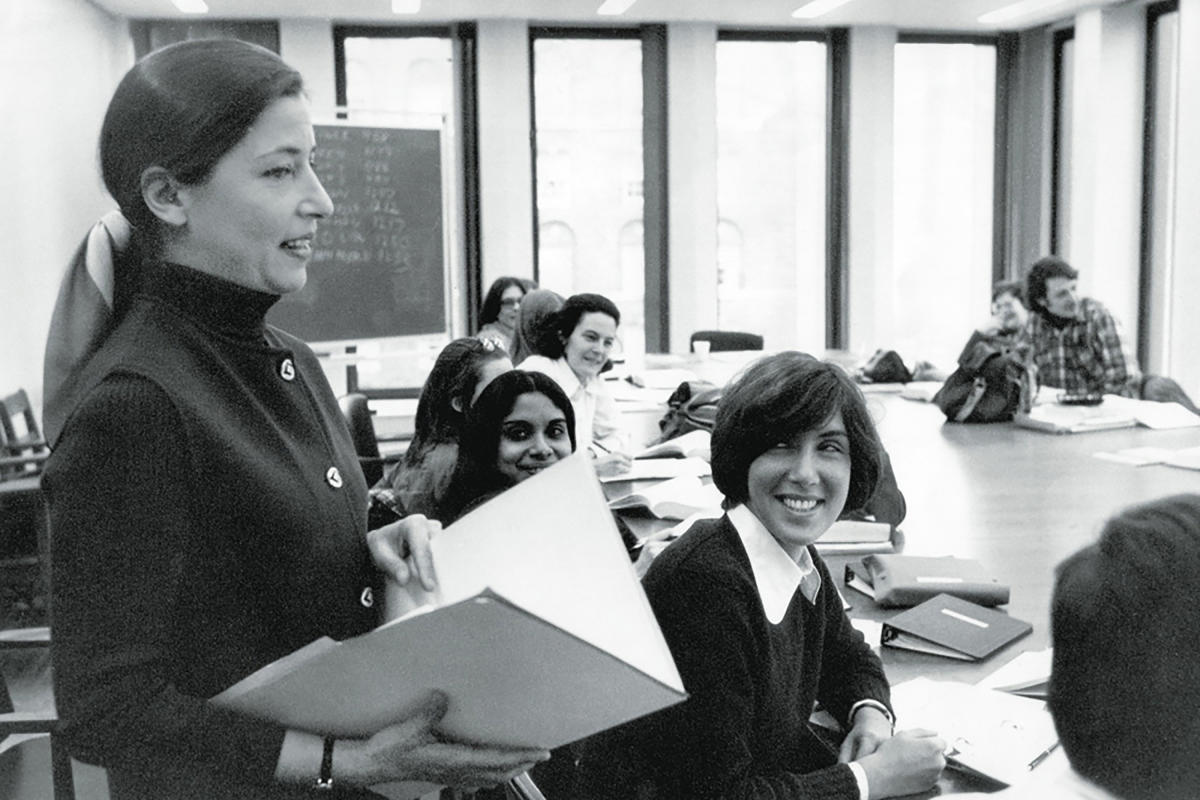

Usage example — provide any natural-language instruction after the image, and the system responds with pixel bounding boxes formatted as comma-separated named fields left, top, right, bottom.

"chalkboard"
left=267, top=124, right=446, bottom=342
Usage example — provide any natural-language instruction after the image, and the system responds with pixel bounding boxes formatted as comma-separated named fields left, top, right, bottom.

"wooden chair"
left=689, top=330, right=764, bottom=353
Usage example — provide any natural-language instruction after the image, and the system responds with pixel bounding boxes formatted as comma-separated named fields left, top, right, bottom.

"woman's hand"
left=593, top=452, right=632, bottom=478
left=856, top=728, right=946, bottom=799
left=838, top=705, right=893, bottom=761
left=367, top=515, right=441, bottom=591
left=339, top=691, right=550, bottom=789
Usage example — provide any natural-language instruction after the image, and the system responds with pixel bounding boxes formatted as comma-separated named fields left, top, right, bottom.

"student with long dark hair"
left=44, top=39, right=545, bottom=799
left=373, top=337, right=512, bottom=519
left=476, top=276, right=530, bottom=354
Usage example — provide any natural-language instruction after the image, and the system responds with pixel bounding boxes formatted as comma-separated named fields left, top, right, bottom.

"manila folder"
left=213, top=453, right=685, bottom=760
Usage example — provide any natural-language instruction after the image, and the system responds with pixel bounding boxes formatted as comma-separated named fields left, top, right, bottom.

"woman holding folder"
left=43, top=39, right=545, bottom=799
left=588, top=352, right=944, bottom=799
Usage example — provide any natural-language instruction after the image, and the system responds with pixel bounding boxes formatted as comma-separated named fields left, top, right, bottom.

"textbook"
left=214, top=454, right=686, bottom=800
left=634, top=429, right=712, bottom=460
left=889, top=677, right=1060, bottom=786
left=881, top=593, right=1031, bottom=661
left=608, top=474, right=725, bottom=520
left=812, top=520, right=897, bottom=556
left=843, top=554, right=1010, bottom=607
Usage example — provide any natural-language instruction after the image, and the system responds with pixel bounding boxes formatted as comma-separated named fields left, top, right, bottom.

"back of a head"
left=1048, top=493, right=1200, bottom=799
left=100, top=39, right=304, bottom=254
left=1024, top=255, right=1078, bottom=311
left=512, top=289, right=565, bottom=362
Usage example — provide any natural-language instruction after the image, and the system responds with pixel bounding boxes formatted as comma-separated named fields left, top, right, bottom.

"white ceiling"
left=86, top=0, right=1128, bottom=33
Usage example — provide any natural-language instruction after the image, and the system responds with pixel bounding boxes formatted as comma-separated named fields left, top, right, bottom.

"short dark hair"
left=711, top=352, right=882, bottom=514
left=439, top=370, right=576, bottom=522
left=1048, top=493, right=1200, bottom=800
left=100, top=39, right=304, bottom=253
left=479, top=277, right=529, bottom=325
left=406, top=338, right=511, bottom=466
left=990, top=280, right=1025, bottom=306
left=1025, top=256, right=1078, bottom=309
left=536, top=293, right=622, bottom=358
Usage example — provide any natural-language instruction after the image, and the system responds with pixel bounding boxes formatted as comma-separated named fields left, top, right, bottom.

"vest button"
left=325, top=466, right=343, bottom=488
left=360, top=587, right=374, bottom=608
left=279, top=358, right=296, bottom=381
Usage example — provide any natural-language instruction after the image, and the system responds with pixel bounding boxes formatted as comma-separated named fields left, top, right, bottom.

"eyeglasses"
left=499, top=298, right=522, bottom=309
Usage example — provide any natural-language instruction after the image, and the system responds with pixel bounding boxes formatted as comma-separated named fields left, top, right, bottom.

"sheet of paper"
left=1102, top=395, right=1200, bottom=429
left=1092, top=446, right=1173, bottom=466
left=977, top=648, right=1053, bottom=693
left=598, top=456, right=711, bottom=483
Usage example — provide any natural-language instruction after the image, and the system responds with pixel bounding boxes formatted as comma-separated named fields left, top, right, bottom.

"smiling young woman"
left=583, top=352, right=946, bottom=800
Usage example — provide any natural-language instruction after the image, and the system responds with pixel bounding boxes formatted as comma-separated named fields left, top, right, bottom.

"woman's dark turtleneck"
left=138, top=261, right=281, bottom=343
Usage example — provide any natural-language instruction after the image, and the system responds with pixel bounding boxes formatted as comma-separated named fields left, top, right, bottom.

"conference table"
left=607, top=350, right=1200, bottom=796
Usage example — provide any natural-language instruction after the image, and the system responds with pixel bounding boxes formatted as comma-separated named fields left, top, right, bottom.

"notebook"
left=1014, top=402, right=1136, bottom=434
left=844, top=554, right=1010, bottom=607
left=607, top=474, right=725, bottom=520
left=881, top=593, right=1031, bottom=661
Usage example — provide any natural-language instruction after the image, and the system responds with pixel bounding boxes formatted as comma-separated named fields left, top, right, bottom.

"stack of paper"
left=977, top=648, right=1053, bottom=699
left=890, top=677, right=1060, bottom=786
left=214, top=454, right=686, bottom=799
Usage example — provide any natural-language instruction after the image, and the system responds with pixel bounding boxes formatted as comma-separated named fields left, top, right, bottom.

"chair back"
left=689, top=330, right=764, bottom=353
left=338, top=393, right=385, bottom=486
left=0, top=390, right=49, bottom=480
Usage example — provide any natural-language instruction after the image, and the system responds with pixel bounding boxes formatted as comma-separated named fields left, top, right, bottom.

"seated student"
left=518, top=293, right=631, bottom=477
left=372, top=338, right=511, bottom=520
left=509, top=288, right=564, bottom=365
left=587, top=352, right=945, bottom=800
left=980, top=279, right=1029, bottom=343
left=476, top=276, right=531, bottom=354
left=953, top=493, right=1200, bottom=800
left=436, top=369, right=640, bottom=556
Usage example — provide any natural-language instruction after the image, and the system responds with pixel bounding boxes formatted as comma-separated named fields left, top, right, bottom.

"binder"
left=214, top=454, right=686, bottom=799
left=881, top=593, right=1031, bottom=661
left=843, top=554, right=1009, bottom=607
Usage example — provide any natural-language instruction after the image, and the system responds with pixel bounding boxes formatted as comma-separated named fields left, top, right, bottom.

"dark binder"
left=881, top=593, right=1031, bottom=661
left=843, top=554, right=1010, bottom=607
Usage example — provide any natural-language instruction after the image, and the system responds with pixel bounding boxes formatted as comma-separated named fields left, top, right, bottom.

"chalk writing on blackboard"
left=267, top=125, right=446, bottom=342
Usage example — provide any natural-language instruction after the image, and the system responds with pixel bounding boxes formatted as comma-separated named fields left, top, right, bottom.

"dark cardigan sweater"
left=607, top=514, right=891, bottom=800
left=44, top=263, right=381, bottom=799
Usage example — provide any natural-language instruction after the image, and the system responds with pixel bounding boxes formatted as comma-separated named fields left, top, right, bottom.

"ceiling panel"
left=85, top=0, right=1124, bottom=33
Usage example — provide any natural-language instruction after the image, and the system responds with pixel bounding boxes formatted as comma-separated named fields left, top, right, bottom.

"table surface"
left=609, top=352, right=1200, bottom=796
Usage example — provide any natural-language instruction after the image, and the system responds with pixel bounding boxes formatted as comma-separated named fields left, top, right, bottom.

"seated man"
left=955, top=493, right=1200, bottom=799
left=982, top=280, right=1029, bottom=343
left=1021, top=256, right=1199, bottom=412
left=1020, top=256, right=1140, bottom=397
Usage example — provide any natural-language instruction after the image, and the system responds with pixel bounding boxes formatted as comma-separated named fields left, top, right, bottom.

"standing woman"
left=43, top=40, right=545, bottom=799
left=517, top=293, right=630, bottom=477
left=475, top=276, right=529, bottom=354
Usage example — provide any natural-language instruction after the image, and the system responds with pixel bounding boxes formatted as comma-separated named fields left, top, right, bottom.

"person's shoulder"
left=644, top=517, right=746, bottom=586
left=517, top=354, right=555, bottom=371
left=1079, top=297, right=1117, bottom=322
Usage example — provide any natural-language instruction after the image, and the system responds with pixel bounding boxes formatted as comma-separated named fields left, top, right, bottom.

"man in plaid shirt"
left=1019, top=256, right=1142, bottom=398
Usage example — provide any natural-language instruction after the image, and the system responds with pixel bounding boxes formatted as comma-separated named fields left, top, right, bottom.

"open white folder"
left=213, top=454, right=685, bottom=798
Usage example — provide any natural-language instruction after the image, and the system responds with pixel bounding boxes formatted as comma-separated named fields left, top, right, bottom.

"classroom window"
left=715, top=37, right=827, bottom=351
left=531, top=34, right=645, bottom=355
left=1143, top=6, right=1179, bottom=374
left=892, top=40, right=996, bottom=368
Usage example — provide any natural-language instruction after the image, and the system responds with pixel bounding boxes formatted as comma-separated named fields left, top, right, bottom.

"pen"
left=1027, top=740, right=1059, bottom=770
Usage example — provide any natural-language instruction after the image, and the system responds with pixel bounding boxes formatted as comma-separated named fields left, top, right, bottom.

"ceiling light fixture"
left=391, top=0, right=421, bottom=13
left=978, top=0, right=1074, bottom=25
left=171, top=0, right=209, bottom=13
left=597, top=0, right=638, bottom=15
left=791, top=0, right=857, bottom=20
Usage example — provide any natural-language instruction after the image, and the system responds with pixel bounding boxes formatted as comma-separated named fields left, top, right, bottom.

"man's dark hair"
left=1025, top=256, right=1078, bottom=310
left=1048, top=493, right=1200, bottom=800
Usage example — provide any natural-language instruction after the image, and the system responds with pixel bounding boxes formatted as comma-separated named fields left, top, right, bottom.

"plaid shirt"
left=1020, top=298, right=1141, bottom=397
